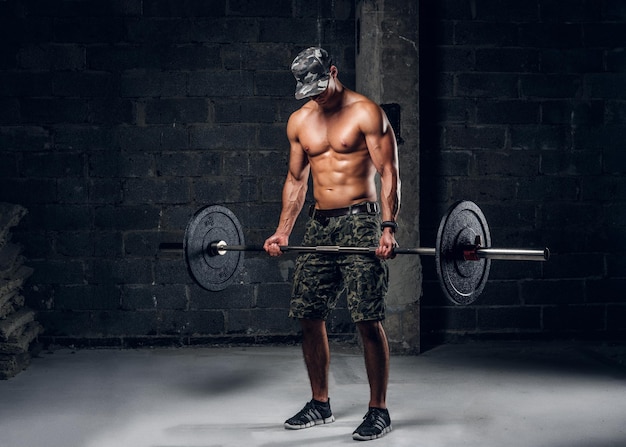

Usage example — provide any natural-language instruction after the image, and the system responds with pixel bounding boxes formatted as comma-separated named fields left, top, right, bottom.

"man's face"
left=311, top=70, right=334, bottom=104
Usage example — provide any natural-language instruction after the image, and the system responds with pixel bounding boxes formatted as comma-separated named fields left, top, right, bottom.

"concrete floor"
left=0, top=341, right=625, bottom=447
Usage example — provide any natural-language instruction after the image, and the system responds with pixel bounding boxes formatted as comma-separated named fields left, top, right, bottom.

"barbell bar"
left=208, top=241, right=549, bottom=262
left=161, top=200, right=550, bottom=306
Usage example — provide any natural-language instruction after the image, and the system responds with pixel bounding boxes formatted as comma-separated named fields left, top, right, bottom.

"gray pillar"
left=356, top=0, right=421, bottom=353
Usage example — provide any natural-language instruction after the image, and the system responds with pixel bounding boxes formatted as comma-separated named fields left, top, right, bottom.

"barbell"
left=159, top=200, right=549, bottom=306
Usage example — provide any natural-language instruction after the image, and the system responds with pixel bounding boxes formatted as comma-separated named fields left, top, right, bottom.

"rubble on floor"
left=0, top=203, right=42, bottom=379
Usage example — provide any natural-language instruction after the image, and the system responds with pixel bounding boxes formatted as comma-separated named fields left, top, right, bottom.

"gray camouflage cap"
left=291, top=47, right=332, bottom=100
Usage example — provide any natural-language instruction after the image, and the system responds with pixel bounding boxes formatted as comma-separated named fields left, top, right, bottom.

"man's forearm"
left=275, top=176, right=308, bottom=235
left=380, top=169, right=401, bottom=223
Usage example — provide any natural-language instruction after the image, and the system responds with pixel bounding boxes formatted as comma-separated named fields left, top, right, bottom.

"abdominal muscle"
left=308, top=150, right=378, bottom=210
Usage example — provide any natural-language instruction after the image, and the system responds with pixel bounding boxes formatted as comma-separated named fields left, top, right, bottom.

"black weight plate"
left=435, top=201, right=491, bottom=305
left=184, top=205, right=245, bottom=291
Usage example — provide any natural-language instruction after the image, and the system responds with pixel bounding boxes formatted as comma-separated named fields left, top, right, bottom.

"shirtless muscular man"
left=263, top=47, right=401, bottom=441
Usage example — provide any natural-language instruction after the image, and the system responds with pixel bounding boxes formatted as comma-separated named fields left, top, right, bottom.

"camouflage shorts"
left=289, top=210, right=389, bottom=323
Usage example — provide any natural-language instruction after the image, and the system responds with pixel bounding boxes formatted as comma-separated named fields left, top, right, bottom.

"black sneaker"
left=284, top=399, right=335, bottom=430
left=352, top=407, right=392, bottom=441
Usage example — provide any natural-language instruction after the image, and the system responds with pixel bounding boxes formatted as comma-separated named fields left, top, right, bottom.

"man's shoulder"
left=289, top=101, right=316, bottom=122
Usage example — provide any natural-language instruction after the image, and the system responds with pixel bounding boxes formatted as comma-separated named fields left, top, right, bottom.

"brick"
left=189, top=124, right=256, bottom=149
left=38, top=204, right=92, bottom=231
left=143, top=0, right=227, bottom=17
left=543, top=305, right=605, bottom=332
left=476, top=100, right=539, bottom=124
left=54, top=17, right=126, bottom=43
left=121, top=284, right=187, bottom=310
left=0, top=126, right=52, bottom=152
left=189, top=18, right=259, bottom=43
left=145, top=98, right=209, bottom=125
left=93, top=231, right=124, bottom=257
left=540, top=0, right=601, bottom=22
left=477, top=306, right=541, bottom=330
left=258, top=123, right=289, bottom=148
left=0, top=99, right=19, bottom=124
left=20, top=98, right=89, bottom=124
left=475, top=48, right=539, bottom=73
left=55, top=285, right=120, bottom=310
left=29, top=259, right=85, bottom=284
left=123, top=177, right=190, bottom=204
left=454, top=21, right=518, bottom=46
left=54, top=125, right=114, bottom=150
left=228, top=0, right=292, bottom=18
left=114, top=126, right=163, bottom=151
left=607, top=305, right=626, bottom=332
left=509, top=124, right=571, bottom=151
left=474, top=150, right=539, bottom=176
left=0, top=17, right=53, bottom=44
left=24, top=0, right=142, bottom=17
left=256, top=282, right=292, bottom=308
left=522, top=279, right=585, bottom=305
left=587, top=279, right=626, bottom=304
left=57, top=178, right=89, bottom=204
left=94, top=205, right=161, bottom=230
left=520, top=74, right=583, bottom=99
left=159, top=310, right=225, bottom=335
left=21, top=152, right=84, bottom=177
left=0, top=47, right=17, bottom=70
left=160, top=44, right=222, bottom=70
left=604, top=145, right=626, bottom=174
left=0, top=178, right=56, bottom=204
left=0, top=153, right=17, bottom=177
left=18, top=44, right=85, bottom=70
left=456, top=73, right=519, bottom=98
left=445, top=125, right=506, bottom=149
left=475, top=0, right=540, bottom=22
left=436, top=46, right=475, bottom=73
left=55, top=231, right=93, bottom=257
left=124, top=231, right=169, bottom=256
left=222, top=43, right=293, bottom=70
left=540, top=49, right=603, bottom=74
left=259, top=18, right=318, bottom=43
left=225, top=309, right=252, bottom=333
left=584, top=23, right=626, bottom=47
left=542, top=252, right=605, bottom=280
left=516, top=177, right=581, bottom=202
left=188, top=70, right=254, bottom=97
left=542, top=100, right=605, bottom=126
left=214, top=98, right=278, bottom=124
left=251, top=309, right=297, bottom=333
left=519, top=23, right=583, bottom=48
left=87, top=258, right=153, bottom=285
left=542, top=151, right=603, bottom=177
left=192, top=176, right=258, bottom=203
left=89, top=151, right=154, bottom=178
left=89, top=179, right=123, bottom=204
left=154, top=257, right=190, bottom=284
left=88, top=45, right=161, bottom=71
left=473, top=280, right=520, bottom=306
left=190, top=284, right=254, bottom=310
left=156, top=151, right=221, bottom=177
left=121, top=71, right=187, bottom=98
left=87, top=99, right=134, bottom=125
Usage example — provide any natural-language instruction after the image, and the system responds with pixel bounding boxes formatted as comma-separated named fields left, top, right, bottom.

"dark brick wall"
left=2, top=0, right=624, bottom=348
left=0, top=0, right=356, bottom=347
left=420, top=0, right=626, bottom=344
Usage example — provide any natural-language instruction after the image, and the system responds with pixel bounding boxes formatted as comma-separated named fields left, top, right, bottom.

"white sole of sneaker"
left=352, top=424, right=392, bottom=441
left=284, top=415, right=335, bottom=430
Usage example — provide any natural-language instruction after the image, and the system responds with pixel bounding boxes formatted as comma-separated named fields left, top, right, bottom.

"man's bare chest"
left=299, top=115, right=366, bottom=157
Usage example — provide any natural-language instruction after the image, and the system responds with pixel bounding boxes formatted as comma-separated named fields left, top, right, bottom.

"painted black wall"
left=1, top=0, right=624, bottom=347
left=420, top=0, right=626, bottom=344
